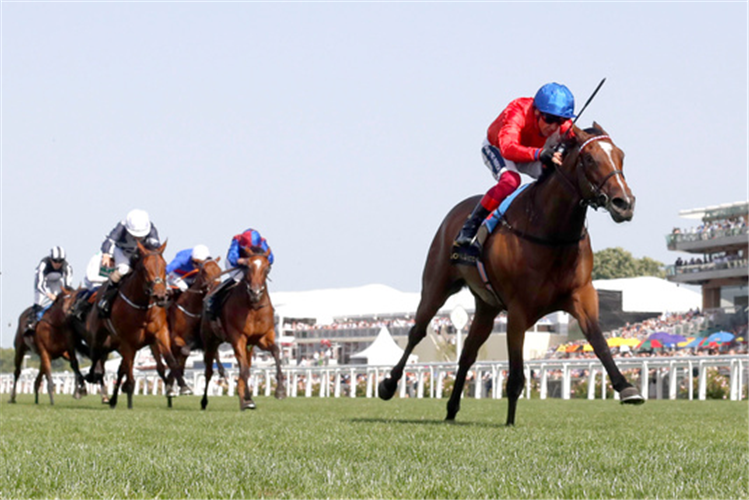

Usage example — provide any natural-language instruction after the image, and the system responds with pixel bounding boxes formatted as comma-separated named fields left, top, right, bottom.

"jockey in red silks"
left=453, top=82, right=576, bottom=261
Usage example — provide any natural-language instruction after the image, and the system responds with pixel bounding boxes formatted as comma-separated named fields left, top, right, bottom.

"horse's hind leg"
left=446, top=300, right=500, bottom=421
left=379, top=255, right=463, bottom=400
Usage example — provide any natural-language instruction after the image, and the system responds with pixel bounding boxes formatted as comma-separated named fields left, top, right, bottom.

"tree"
left=592, top=247, right=666, bottom=280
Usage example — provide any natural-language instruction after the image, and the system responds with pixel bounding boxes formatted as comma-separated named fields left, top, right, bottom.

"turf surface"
left=1, top=395, right=746, bottom=499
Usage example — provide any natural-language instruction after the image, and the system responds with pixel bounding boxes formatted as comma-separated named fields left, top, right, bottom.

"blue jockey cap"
left=534, top=83, right=576, bottom=119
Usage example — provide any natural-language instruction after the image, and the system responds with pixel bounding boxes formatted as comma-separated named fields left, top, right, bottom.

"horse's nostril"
left=612, top=198, right=630, bottom=212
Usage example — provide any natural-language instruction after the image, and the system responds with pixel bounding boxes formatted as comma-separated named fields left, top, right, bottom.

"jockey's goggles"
left=541, top=113, right=565, bottom=125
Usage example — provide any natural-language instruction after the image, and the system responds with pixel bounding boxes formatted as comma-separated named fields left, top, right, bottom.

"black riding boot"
left=452, top=203, right=491, bottom=261
left=25, top=305, right=42, bottom=334
left=97, top=280, right=121, bottom=318
left=206, top=279, right=236, bottom=320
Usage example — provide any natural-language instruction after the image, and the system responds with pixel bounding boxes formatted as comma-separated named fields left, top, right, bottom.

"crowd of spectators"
left=670, top=215, right=747, bottom=239
left=546, top=308, right=747, bottom=360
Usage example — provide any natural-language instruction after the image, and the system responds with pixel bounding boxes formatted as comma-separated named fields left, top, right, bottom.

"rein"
left=499, top=133, right=622, bottom=247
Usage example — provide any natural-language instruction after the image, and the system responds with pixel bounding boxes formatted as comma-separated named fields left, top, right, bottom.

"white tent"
left=593, top=276, right=702, bottom=313
left=349, top=326, right=418, bottom=366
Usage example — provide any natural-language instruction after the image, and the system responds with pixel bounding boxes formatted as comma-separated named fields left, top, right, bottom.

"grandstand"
left=665, top=201, right=748, bottom=317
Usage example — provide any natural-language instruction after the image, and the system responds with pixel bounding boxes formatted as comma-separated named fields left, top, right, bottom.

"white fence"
left=2, top=355, right=746, bottom=402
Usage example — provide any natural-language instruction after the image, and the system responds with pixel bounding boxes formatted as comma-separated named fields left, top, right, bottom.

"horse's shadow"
left=348, top=417, right=505, bottom=429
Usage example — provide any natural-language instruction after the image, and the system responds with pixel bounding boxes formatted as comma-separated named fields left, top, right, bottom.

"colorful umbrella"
left=607, top=337, right=640, bottom=347
left=649, top=332, right=687, bottom=346
left=636, top=338, right=663, bottom=351
left=678, top=337, right=696, bottom=348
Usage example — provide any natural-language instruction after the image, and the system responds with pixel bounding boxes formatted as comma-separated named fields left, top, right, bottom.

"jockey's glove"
left=539, top=146, right=556, bottom=168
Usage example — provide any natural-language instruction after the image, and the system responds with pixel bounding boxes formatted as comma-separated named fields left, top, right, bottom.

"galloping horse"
left=200, top=249, right=286, bottom=411
left=83, top=240, right=184, bottom=408
left=379, top=123, right=644, bottom=425
left=8, top=291, right=84, bottom=404
left=165, top=257, right=223, bottom=397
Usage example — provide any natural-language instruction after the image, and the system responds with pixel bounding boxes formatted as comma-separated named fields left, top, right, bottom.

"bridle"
left=554, top=134, right=626, bottom=211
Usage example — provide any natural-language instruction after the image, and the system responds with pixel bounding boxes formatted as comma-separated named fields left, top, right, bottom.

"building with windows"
left=665, top=201, right=748, bottom=312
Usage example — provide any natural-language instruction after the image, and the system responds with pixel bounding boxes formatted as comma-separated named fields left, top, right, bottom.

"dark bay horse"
left=165, top=257, right=223, bottom=397
left=379, top=123, right=644, bottom=425
left=200, top=249, right=286, bottom=411
left=83, top=240, right=184, bottom=408
left=8, top=292, right=84, bottom=404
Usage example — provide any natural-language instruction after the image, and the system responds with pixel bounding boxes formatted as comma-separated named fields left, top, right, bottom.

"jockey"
left=204, top=229, right=274, bottom=325
left=96, top=209, right=161, bottom=317
left=453, top=82, right=576, bottom=261
left=166, top=245, right=211, bottom=292
left=26, top=246, right=73, bottom=335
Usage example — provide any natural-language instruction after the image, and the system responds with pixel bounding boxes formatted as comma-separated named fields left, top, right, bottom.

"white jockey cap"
left=191, top=244, right=210, bottom=261
left=125, top=209, right=151, bottom=238
left=50, top=246, right=66, bottom=261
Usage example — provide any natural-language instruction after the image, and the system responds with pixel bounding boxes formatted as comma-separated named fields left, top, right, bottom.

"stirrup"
left=450, top=240, right=481, bottom=266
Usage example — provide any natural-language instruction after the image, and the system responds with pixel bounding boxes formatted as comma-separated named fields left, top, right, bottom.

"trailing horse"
left=200, top=249, right=286, bottom=411
left=379, top=123, right=644, bottom=425
left=8, top=291, right=85, bottom=404
left=165, top=257, right=223, bottom=400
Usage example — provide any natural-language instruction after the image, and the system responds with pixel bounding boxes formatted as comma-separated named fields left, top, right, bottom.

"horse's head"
left=561, top=123, right=635, bottom=223
left=136, top=239, right=169, bottom=306
left=242, top=249, right=271, bottom=303
left=194, top=257, right=223, bottom=294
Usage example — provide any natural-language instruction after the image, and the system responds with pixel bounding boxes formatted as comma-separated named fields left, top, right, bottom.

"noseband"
left=555, top=134, right=625, bottom=210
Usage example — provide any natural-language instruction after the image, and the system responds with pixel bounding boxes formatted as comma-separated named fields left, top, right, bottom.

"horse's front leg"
left=9, top=342, right=27, bottom=404
left=155, top=325, right=191, bottom=397
left=66, top=335, right=88, bottom=399
left=504, top=308, right=532, bottom=426
left=259, top=334, right=286, bottom=399
left=567, top=285, right=644, bottom=404
left=446, top=300, right=500, bottom=420
left=38, top=348, right=55, bottom=405
left=201, top=338, right=219, bottom=411
left=232, top=335, right=254, bottom=410
left=118, top=347, right=137, bottom=410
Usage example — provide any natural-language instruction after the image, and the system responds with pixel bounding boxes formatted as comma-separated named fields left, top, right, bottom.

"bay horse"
left=200, top=249, right=286, bottom=411
left=164, top=257, right=224, bottom=398
left=8, top=292, right=84, bottom=404
left=379, top=123, right=644, bottom=425
left=83, top=240, right=185, bottom=409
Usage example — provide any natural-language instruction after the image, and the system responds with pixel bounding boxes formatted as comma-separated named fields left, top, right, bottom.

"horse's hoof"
left=275, top=389, right=287, bottom=400
left=8, top=399, right=16, bottom=404
left=101, top=397, right=110, bottom=405
left=620, top=387, right=645, bottom=405
left=73, top=391, right=82, bottom=400
left=166, top=386, right=179, bottom=398
left=378, top=378, right=396, bottom=401
left=180, top=386, right=193, bottom=396
left=241, top=399, right=257, bottom=411
left=79, top=387, right=88, bottom=397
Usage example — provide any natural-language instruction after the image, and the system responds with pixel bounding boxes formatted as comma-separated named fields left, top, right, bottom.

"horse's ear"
left=159, top=239, right=168, bottom=254
left=592, top=121, right=608, bottom=135
left=215, top=256, right=221, bottom=263
left=264, top=248, right=271, bottom=259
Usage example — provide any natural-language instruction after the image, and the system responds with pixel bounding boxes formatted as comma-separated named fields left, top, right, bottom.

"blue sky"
left=1, top=2, right=747, bottom=347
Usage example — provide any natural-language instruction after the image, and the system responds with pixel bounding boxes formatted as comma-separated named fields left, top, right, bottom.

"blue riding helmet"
left=534, top=83, right=576, bottom=119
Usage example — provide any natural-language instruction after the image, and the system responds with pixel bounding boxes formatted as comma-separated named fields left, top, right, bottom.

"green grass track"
left=1, top=395, right=746, bottom=499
